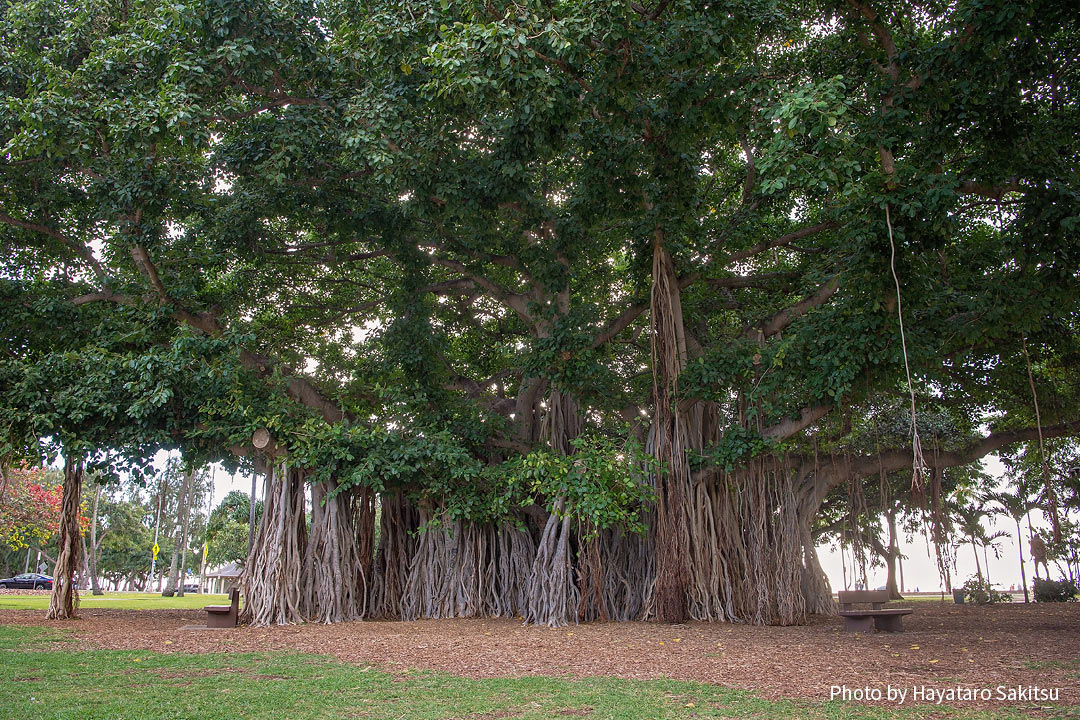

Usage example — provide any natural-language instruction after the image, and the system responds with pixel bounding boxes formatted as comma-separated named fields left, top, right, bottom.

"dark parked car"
left=0, top=573, right=53, bottom=590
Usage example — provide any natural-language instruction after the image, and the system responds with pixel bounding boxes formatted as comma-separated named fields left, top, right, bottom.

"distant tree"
left=0, top=464, right=67, bottom=554
left=96, top=495, right=154, bottom=591
left=953, top=503, right=1008, bottom=587
left=988, top=482, right=1038, bottom=602
left=206, top=491, right=262, bottom=567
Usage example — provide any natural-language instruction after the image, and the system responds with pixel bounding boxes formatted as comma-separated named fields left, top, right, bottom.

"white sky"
left=817, top=454, right=1053, bottom=593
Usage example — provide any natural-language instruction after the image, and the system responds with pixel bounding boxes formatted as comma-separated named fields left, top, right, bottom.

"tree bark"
left=649, top=236, right=690, bottom=624
left=46, top=457, right=82, bottom=620
left=88, top=485, right=104, bottom=595
left=164, top=467, right=193, bottom=595
left=884, top=509, right=903, bottom=600
left=303, top=479, right=366, bottom=623
left=1015, top=517, right=1029, bottom=602
left=176, top=468, right=195, bottom=597
left=241, top=463, right=307, bottom=626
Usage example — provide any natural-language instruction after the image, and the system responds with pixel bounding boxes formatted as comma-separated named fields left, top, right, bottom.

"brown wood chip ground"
left=2, top=601, right=1077, bottom=705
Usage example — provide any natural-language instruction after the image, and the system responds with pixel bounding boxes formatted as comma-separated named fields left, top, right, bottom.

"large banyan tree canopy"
left=1, top=0, right=1078, bottom=624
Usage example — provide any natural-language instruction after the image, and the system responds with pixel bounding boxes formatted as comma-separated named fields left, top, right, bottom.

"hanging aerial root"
left=303, top=479, right=366, bottom=623
left=885, top=204, right=927, bottom=490
left=525, top=498, right=580, bottom=627
left=241, top=463, right=307, bottom=626
left=369, top=490, right=416, bottom=619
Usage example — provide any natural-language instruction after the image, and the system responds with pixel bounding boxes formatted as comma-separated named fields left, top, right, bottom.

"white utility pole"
left=150, top=482, right=163, bottom=592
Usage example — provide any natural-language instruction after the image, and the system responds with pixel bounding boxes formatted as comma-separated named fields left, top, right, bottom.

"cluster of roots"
left=239, top=457, right=833, bottom=628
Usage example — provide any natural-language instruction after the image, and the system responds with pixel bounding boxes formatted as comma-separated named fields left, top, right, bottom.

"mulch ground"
left=2, top=601, right=1078, bottom=705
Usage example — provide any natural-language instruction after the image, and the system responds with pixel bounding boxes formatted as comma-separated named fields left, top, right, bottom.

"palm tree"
left=988, top=484, right=1036, bottom=602
left=980, top=526, right=1010, bottom=587
left=954, top=503, right=991, bottom=586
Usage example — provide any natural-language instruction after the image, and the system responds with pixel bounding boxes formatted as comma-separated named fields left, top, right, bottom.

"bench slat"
left=837, top=590, right=890, bottom=604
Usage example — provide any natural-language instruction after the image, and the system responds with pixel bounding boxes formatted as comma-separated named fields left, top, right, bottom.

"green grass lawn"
left=0, top=592, right=227, bottom=611
left=0, top=626, right=1071, bottom=720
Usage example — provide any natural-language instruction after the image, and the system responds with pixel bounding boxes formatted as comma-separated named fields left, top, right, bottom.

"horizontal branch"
left=958, top=180, right=1022, bottom=201
left=429, top=256, right=535, bottom=325
left=743, top=276, right=839, bottom=340
left=591, top=302, right=648, bottom=349
left=677, top=270, right=798, bottom=291
left=486, top=436, right=533, bottom=454
left=726, top=221, right=838, bottom=264
left=761, top=404, right=832, bottom=440
left=72, top=289, right=135, bottom=306
left=818, top=419, right=1080, bottom=492
left=0, top=213, right=107, bottom=282
left=238, top=350, right=345, bottom=424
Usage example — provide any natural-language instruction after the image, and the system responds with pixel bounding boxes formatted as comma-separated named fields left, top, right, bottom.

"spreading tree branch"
left=743, top=276, right=840, bottom=340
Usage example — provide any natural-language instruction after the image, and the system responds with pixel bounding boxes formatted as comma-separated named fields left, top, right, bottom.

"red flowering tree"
left=0, top=464, right=67, bottom=552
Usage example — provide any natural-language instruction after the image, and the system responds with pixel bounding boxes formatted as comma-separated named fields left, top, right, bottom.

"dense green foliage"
left=1033, top=577, right=1078, bottom=603
left=205, top=489, right=260, bottom=567
left=3, top=0, right=1076, bottom=520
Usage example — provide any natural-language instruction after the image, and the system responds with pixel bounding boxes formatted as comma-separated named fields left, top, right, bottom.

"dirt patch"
left=2, top=601, right=1078, bottom=704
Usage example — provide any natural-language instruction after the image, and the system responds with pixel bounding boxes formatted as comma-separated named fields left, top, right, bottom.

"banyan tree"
left=2, top=0, right=1079, bottom=624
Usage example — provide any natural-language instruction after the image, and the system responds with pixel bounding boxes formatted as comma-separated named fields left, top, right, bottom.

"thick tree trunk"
left=649, top=237, right=690, bottom=624
left=524, top=498, right=580, bottom=626
left=241, top=463, right=307, bottom=626
left=524, top=389, right=584, bottom=626
left=884, top=551, right=900, bottom=599
left=403, top=513, right=491, bottom=620
left=801, top=538, right=835, bottom=615
left=370, top=490, right=417, bottom=619
left=46, top=457, right=82, bottom=620
left=352, top=486, right=377, bottom=593
left=303, top=479, right=366, bottom=623
left=797, top=471, right=835, bottom=615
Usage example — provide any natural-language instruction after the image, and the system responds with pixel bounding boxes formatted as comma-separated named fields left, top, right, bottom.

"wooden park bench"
left=204, top=587, right=240, bottom=628
left=837, top=590, right=912, bottom=632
